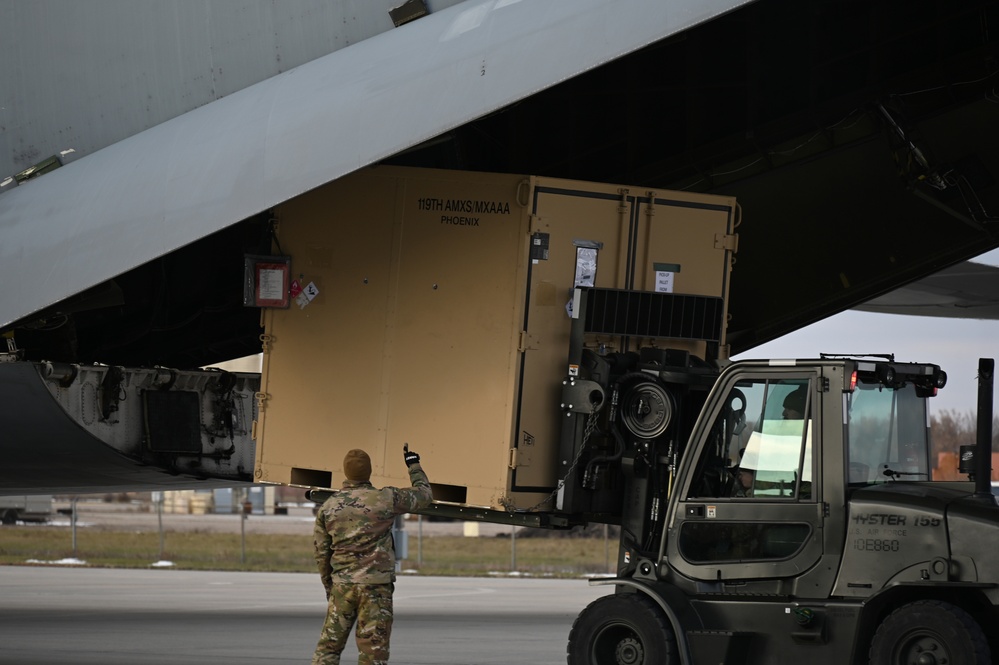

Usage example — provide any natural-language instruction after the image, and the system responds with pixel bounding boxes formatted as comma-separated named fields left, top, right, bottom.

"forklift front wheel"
left=868, top=599, right=990, bottom=665
left=567, top=593, right=676, bottom=665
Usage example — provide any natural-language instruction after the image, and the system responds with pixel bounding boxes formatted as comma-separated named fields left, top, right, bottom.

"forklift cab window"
left=846, top=380, right=930, bottom=484
left=688, top=378, right=812, bottom=500
left=678, top=377, right=814, bottom=565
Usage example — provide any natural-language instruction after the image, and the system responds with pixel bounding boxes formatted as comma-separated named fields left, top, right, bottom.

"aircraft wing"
left=0, top=0, right=752, bottom=331
left=856, top=261, right=999, bottom=320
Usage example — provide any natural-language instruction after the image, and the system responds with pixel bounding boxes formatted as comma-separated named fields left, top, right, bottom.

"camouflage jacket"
left=314, top=462, right=432, bottom=587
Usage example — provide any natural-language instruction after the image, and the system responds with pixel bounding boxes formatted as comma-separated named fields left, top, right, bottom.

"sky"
left=733, top=249, right=999, bottom=416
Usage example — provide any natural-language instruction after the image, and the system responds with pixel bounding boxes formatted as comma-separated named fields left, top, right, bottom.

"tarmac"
left=0, top=565, right=611, bottom=664
left=0, top=501, right=613, bottom=663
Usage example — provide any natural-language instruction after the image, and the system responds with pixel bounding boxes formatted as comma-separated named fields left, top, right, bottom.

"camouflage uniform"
left=312, top=459, right=432, bottom=665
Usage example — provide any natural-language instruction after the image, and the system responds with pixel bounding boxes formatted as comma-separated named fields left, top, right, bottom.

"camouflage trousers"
left=313, top=582, right=394, bottom=665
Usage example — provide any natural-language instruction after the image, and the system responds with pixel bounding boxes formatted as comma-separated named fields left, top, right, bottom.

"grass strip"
left=0, top=527, right=616, bottom=577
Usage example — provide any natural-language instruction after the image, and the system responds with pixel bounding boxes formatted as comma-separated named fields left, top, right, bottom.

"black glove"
left=403, top=443, right=421, bottom=467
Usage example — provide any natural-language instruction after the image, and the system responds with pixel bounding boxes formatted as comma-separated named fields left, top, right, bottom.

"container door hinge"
left=714, top=233, right=739, bottom=252
left=618, top=188, right=630, bottom=214
left=255, top=392, right=270, bottom=412
left=509, top=447, right=518, bottom=469
left=260, top=334, right=276, bottom=353
left=529, top=215, right=548, bottom=234
left=519, top=330, right=539, bottom=352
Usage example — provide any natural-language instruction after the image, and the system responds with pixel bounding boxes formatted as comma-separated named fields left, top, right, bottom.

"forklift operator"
left=732, top=386, right=808, bottom=497
left=782, top=386, right=807, bottom=420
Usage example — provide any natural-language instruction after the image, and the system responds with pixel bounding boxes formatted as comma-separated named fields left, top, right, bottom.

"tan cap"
left=343, top=449, right=372, bottom=482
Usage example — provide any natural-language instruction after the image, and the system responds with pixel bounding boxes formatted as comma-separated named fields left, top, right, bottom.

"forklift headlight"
left=876, top=364, right=898, bottom=387
left=935, top=370, right=948, bottom=389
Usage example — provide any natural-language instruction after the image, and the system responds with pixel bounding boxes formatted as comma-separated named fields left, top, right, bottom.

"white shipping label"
left=258, top=268, right=286, bottom=301
left=655, top=271, right=675, bottom=293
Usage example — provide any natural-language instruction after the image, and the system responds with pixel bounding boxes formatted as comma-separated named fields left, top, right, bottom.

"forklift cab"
left=668, top=364, right=821, bottom=583
left=664, top=358, right=945, bottom=590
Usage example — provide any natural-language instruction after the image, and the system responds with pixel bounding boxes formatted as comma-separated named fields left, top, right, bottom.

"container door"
left=513, top=181, right=736, bottom=502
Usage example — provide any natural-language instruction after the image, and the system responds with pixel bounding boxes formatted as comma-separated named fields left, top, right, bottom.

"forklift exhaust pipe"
left=974, top=358, right=994, bottom=497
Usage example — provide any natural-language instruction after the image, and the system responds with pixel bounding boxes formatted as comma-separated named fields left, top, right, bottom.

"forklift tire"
left=868, top=599, right=990, bottom=665
left=567, top=593, right=676, bottom=665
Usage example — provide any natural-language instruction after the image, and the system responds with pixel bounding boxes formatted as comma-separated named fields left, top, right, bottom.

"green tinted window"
left=688, top=378, right=812, bottom=500
left=847, top=382, right=930, bottom=484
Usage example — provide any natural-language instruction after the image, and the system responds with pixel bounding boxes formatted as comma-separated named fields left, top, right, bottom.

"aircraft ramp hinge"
left=714, top=232, right=739, bottom=252
left=2, top=331, right=16, bottom=353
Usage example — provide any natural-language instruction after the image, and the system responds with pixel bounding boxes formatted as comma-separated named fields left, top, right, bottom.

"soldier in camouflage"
left=312, top=445, right=432, bottom=665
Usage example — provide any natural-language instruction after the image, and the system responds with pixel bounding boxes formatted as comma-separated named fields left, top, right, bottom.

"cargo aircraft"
left=1, top=0, right=998, bottom=493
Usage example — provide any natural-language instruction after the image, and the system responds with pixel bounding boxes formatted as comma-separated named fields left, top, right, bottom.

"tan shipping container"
left=254, top=166, right=737, bottom=511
